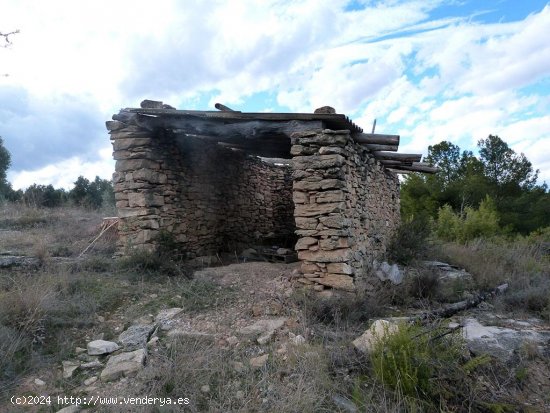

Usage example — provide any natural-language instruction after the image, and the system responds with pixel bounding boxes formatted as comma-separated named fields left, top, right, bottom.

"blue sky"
left=1, top=0, right=549, bottom=188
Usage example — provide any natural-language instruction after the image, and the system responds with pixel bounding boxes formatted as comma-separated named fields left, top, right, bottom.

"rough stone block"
left=294, top=202, right=345, bottom=217
left=294, top=217, right=318, bottom=230
left=316, top=190, right=345, bottom=203
left=319, top=146, right=346, bottom=156
left=112, top=138, right=152, bottom=151
left=292, top=154, right=345, bottom=170
left=295, top=237, right=318, bottom=250
left=298, top=248, right=351, bottom=263
left=291, top=132, right=349, bottom=146
left=293, top=191, right=308, bottom=204
left=319, top=215, right=351, bottom=229
left=116, top=159, right=160, bottom=172
left=319, top=237, right=350, bottom=250
left=128, top=192, right=164, bottom=208
left=326, top=262, right=354, bottom=275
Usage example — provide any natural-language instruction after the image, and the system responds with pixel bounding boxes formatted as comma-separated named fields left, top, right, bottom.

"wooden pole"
left=353, top=133, right=400, bottom=145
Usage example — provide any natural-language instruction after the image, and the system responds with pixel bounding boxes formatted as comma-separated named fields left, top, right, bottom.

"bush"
left=461, top=196, right=500, bottom=241
left=435, top=204, right=461, bottom=241
left=369, top=322, right=465, bottom=410
left=387, top=216, right=432, bottom=265
left=435, top=196, right=501, bottom=243
left=296, top=291, right=386, bottom=327
left=409, top=268, right=440, bottom=300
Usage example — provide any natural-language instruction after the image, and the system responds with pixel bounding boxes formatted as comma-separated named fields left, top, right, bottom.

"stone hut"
left=107, top=101, right=437, bottom=293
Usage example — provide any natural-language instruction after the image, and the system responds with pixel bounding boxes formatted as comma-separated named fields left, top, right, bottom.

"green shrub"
left=369, top=322, right=465, bottom=409
left=435, top=204, right=461, bottom=241
left=461, top=196, right=500, bottom=241
left=387, top=217, right=432, bottom=265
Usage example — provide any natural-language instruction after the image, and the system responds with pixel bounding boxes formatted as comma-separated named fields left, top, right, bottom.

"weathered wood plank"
left=380, top=159, right=413, bottom=166
left=389, top=163, right=438, bottom=173
left=353, top=133, right=400, bottom=145
left=362, top=144, right=398, bottom=152
left=214, top=103, right=237, bottom=112
left=372, top=152, right=422, bottom=162
left=134, top=114, right=324, bottom=141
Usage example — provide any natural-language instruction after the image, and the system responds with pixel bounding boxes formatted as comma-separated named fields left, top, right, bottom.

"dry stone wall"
left=107, top=120, right=294, bottom=256
left=291, top=129, right=400, bottom=292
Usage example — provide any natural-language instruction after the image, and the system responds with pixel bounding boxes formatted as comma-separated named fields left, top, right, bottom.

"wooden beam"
left=362, top=144, right=398, bottom=152
left=214, top=103, right=236, bottom=112
left=388, top=169, right=413, bottom=174
left=372, top=151, right=422, bottom=163
left=353, top=133, right=400, bottom=145
left=389, top=163, right=439, bottom=174
left=380, top=159, right=411, bottom=165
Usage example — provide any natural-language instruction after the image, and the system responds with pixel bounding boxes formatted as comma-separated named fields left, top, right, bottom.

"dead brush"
left=438, top=237, right=550, bottom=317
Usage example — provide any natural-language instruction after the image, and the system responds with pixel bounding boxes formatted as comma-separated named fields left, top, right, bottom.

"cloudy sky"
left=1, top=0, right=549, bottom=189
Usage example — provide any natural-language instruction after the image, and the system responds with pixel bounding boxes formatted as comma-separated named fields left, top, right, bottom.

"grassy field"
left=1, top=204, right=549, bottom=412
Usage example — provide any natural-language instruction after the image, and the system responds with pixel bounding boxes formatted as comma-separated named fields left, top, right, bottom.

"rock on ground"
left=62, top=360, right=80, bottom=379
left=87, top=340, right=120, bottom=356
left=353, top=320, right=400, bottom=354
left=100, top=349, right=146, bottom=382
left=463, top=318, right=550, bottom=361
left=250, top=354, right=269, bottom=369
left=118, top=324, right=156, bottom=351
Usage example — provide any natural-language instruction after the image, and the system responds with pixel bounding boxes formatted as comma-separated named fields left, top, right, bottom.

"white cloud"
left=8, top=146, right=114, bottom=190
left=0, top=0, right=549, bottom=186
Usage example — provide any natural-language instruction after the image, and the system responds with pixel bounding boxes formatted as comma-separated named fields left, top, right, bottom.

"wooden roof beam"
left=353, top=133, right=400, bottom=145
left=372, top=151, right=422, bottom=163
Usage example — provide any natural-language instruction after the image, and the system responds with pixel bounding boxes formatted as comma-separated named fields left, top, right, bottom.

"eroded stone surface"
left=118, top=324, right=156, bottom=351
left=87, top=340, right=120, bottom=356
left=100, top=349, right=146, bottom=382
left=463, top=318, right=550, bottom=360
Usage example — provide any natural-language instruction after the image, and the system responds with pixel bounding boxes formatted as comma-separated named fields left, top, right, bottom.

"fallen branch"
left=413, top=283, right=509, bottom=324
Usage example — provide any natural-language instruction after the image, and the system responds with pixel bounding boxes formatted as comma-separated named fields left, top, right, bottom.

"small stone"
left=232, top=361, right=245, bottom=373
left=155, top=308, right=184, bottom=328
left=353, top=320, right=399, bottom=354
left=34, top=378, right=46, bottom=386
left=147, top=336, right=159, bottom=348
left=87, top=340, right=120, bottom=356
left=257, top=330, right=275, bottom=345
left=291, top=334, right=306, bottom=345
left=62, top=360, right=80, bottom=379
left=134, top=314, right=154, bottom=325
left=83, top=376, right=98, bottom=386
left=238, top=318, right=287, bottom=337
left=250, top=354, right=269, bottom=369
left=56, top=406, right=81, bottom=413
left=81, top=360, right=103, bottom=369
left=118, top=324, right=156, bottom=351
left=75, top=347, right=86, bottom=354
left=226, top=336, right=239, bottom=346
left=236, top=390, right=245, bottom=399
left=200, top=384, right=210, bottom=393
left=97, top=315, right=105, bottom=323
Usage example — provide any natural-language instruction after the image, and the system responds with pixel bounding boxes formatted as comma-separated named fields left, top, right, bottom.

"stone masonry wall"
left=107, top=120, right=294, bottom=256
left=291, top=129, right=400, bottom=293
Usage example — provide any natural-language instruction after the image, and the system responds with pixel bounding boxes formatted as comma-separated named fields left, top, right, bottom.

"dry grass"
left=436, top=236, right=550, bottom=319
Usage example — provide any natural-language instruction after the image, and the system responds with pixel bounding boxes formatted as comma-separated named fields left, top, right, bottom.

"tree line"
left=401, top=135, right=549, bottom=239
left=0, top=137, right=114, bottom=209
